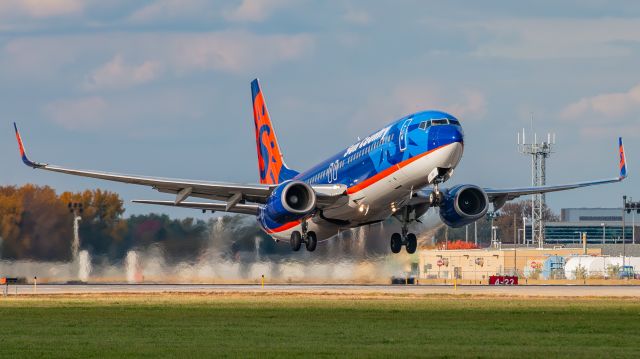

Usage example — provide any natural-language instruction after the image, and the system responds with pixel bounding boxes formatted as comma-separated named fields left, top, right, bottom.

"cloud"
left=388, top=83, right=487, bottom=119
left=580, top=123, right=640, bottom=140
left=466, top=18, right=640, bottom=59
left=350, top=82, right=486, bottom=132
left=560, top=83, right=640, bottom=120
left=45, top=96, right=109, bottom=130
left=168, top=31, right=313, bottom=73
left=128, top=0, right=211, bottom=23
left=3, top=31, right=314, bottom=81
left=85, top=55, right=162, bottom=90
left=0, top=0, right=84, bottom=18
left=224, top=0, right=290, bottom=22
left=343, top=8, right=371, bottom=25
left=42, top=89, right=208, bottom=134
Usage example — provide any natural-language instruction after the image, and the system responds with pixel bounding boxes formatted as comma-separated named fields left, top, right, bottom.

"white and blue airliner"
left=14, top=79, right=628, bottom=254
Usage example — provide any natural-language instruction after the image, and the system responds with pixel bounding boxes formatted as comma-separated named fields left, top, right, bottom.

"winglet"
left=13, top=122, right=44, bottom=168
left=619, top=137, right=627, bottom=179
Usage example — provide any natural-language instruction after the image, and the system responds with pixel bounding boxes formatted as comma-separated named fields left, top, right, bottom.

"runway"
left=5, top=284, right=640, bottom=297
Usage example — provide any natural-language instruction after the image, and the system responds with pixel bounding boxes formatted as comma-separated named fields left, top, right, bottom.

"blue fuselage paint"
left=257, top=110, right=464, bottom=233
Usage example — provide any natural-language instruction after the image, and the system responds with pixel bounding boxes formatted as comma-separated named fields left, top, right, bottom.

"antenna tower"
left=517, top=119, right=555, bottom=249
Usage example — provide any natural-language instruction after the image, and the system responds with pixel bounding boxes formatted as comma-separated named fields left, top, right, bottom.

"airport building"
left=523, top=208, right=637, bottom=244
left=418, top=247, right=601, bottom=281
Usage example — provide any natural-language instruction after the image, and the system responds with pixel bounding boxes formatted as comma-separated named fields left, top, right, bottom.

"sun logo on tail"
left=251, top=79, right=298, bottom=184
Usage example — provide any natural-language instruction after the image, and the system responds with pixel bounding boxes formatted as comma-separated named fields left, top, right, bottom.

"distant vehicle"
left=14, top=79, right=628, bottom=254
left=391, top=276, right=416, bottom=285
left=619, top=266, right=636, bottom=279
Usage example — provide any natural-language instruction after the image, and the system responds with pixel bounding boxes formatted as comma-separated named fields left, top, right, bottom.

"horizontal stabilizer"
left=132, top=200, right=260, bottom=215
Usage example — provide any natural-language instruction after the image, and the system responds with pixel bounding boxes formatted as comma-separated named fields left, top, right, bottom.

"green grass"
left=1, top=293, right=639, bottom=358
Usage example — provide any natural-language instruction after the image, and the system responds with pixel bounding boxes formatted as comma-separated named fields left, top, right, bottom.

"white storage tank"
left=564, top=256, right=595, bottom=280
left=565, top=256, right=634, bottom=279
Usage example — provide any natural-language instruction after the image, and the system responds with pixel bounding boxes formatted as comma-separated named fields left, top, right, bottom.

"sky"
left=2, top=0, right=639, bottom=219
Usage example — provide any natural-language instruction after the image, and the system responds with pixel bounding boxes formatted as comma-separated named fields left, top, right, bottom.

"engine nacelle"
left=439, top=184, right=489, bottom=227
left=263, top=180, right=317, bottom=224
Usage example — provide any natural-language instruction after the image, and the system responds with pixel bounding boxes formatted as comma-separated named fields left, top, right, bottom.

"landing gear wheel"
left=390, top=233, right=402, bottom=254
left=405, top=233, right=417, bottom=254
left=305, top=231, right=317, bottom=252
left=290, top=231, right=302, bottom=251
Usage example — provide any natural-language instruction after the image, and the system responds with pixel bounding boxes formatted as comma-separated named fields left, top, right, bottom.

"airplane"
left=14, top=79, right=628, bottom=254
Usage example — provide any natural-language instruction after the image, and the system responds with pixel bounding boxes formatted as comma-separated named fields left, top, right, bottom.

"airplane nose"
left=442, top=124, right=464, bottom=144
left=431, top=124, right=464, bottom=147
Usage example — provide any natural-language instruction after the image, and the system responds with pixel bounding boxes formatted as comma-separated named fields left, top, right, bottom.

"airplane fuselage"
left=257, top=110, right=464, bottom=241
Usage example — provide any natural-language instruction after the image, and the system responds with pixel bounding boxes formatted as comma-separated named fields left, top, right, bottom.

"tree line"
left=0, top=184, right=271, bottom=262
left=1, top=185, right=561, bottom=262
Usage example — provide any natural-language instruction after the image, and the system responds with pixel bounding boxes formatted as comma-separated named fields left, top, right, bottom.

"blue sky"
left=2, top=0, right=639, bottom=218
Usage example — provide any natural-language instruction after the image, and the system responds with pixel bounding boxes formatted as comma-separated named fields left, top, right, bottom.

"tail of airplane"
left=251, top=79, right=299, bottom=184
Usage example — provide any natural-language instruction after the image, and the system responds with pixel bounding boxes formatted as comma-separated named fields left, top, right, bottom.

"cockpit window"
left=419, top=121, right=429, bottom=130
left=449, top=119, right=460, bottom=126
left=431, top=118, right=448, bottom=126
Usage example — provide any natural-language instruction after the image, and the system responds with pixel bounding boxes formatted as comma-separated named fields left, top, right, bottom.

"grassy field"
left=1, top=293, right=639, bottom=358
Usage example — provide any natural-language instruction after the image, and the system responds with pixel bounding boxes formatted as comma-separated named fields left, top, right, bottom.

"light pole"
left=487, top=212, right=500, bottom=247
left=474, top=221, right=478, bottom=246
left=601, top=222, right=606, bottom=244
left=623, top=195, right=627, bottom=245
left=574, top=231, right=582, bottom=244
left=465, top=224, right=469, bottom=243
left=522, top=216, right=527, bottom=246
left=623, top=197, right=640, bottom=244
left=491, top=226, right=498, bottom=248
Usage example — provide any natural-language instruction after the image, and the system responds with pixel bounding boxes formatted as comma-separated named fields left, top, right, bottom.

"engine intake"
left=281, top=181, right=315, bottom=213
left=263, top=181, right=317, bottom=224
left=439, top=184, right=489, bottom=227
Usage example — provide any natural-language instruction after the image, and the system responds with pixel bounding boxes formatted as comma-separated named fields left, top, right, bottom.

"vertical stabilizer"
left=251, top=79, right=299, bottom=184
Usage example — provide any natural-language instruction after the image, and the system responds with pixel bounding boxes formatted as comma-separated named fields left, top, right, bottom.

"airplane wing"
left=484, top=137, right=627, bottom=209
left=13, top=123, right=275, bottom=208
left=412, top=137, right=628, bottom=210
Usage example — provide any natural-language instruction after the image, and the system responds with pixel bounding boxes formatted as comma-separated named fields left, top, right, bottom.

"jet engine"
left=439, top=184, right=489, bottom=227
left=263, top=180, right=317, bottom=224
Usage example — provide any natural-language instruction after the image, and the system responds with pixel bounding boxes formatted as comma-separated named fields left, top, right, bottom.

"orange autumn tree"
left=438, top=240, right=479, bottom=250
left=0, top=185, right=126, bottom=260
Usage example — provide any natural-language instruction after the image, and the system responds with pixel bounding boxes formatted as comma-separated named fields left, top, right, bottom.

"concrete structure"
left=521, top=208, right=638, bottom=244
left=560, top=208, right=636, bottom=223
left=419, top=247, right=601, bottom=281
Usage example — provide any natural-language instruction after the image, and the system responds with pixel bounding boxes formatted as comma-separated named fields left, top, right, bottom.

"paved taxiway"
left=5, top=284, right=640, bottom=297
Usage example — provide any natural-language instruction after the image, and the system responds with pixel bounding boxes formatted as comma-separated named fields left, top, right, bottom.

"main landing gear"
left=390, top=174, right=447, bottom=255
left=390, top=207, right=418, bottom=254
left=390, top=229, right=417, bottom=254
left=290, top=222, right=317, bottom=252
